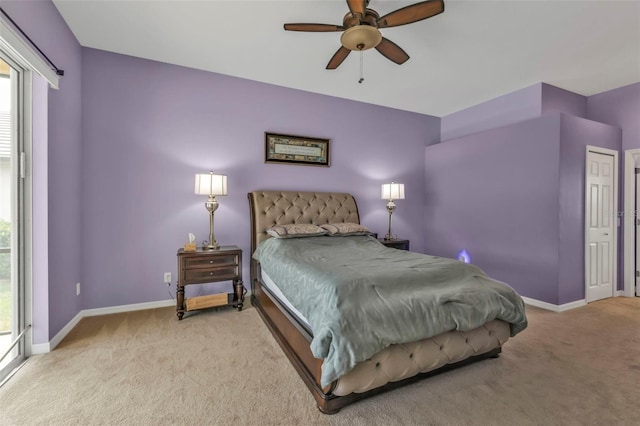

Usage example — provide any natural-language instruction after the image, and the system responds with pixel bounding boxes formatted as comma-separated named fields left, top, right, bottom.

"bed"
left=248, top=190, right=527, bottom=413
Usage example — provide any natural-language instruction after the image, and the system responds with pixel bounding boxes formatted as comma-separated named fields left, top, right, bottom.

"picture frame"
left=265, top=132, right=330, bottom=167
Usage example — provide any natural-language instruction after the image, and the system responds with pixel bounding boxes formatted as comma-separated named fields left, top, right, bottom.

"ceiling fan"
left=284, top=0, right=445, bottom=70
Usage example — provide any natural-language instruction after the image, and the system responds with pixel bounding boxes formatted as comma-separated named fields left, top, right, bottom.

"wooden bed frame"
left=248, top=190, right=503, bottom=414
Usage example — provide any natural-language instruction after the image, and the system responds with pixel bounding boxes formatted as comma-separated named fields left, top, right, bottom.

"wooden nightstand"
left=378, top=238, right=410, bottom=251
left=176, top=245, right=244, bottom=320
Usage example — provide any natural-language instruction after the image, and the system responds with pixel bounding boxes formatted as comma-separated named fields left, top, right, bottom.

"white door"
left=585, top=150, right=616, bottom=303
left=0, top=53, right=27, bottom=381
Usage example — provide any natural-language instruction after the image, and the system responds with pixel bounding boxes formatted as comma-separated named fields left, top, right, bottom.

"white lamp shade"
left=381, top=182, right=405, bottom=200
left=195, top=173, right=228, bottom=196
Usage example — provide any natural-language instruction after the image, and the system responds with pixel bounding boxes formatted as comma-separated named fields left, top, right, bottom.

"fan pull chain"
left=358, top=51, right=364, bottom=84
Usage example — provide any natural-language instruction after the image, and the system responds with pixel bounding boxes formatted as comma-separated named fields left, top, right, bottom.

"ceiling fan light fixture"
left=340, top=25, right=382, bottom=51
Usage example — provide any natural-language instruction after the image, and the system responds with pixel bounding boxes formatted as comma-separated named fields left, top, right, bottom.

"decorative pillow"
left=266, top=224, right=327, bottom=239
left=320, top=223, right=372, bottom=236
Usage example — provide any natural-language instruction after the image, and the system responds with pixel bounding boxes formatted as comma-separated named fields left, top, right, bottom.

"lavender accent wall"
left=3, top=0, right=83, bottom=342
left=542, top=84, right=587, bottom=118
left=425, top=113, right=621, bottom=304
left=587, top=82, right=640, bottom=150
left=425, top=116, right=562, bottom=303
left=558, top=115, right=621, bottom=303
left=440, top=84, right=541, bottom=142
left=80, top=48, right=438, bottom=310
left=440, top=83, right=591, bottom=144
left=423, top=120, right=441, bottom=146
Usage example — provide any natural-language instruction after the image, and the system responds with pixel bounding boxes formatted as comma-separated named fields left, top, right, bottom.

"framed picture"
left=265, top=132, right=330, bottom=167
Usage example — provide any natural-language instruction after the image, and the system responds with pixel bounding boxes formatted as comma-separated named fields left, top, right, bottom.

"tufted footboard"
left=332, top=320, right=509, bottom=395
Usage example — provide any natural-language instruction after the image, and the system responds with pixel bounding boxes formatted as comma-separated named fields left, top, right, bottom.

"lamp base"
left=202, top=242, right=220, bottom=250
left=203, top=196, right=220, bottom=250
left=385, top=201, right=396, bottom=242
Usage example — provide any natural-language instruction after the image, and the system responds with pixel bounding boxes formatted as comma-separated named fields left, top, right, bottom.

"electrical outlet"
left=76, top=282, right=81, bottom=296
left=164, top=272, right=171, bottom=284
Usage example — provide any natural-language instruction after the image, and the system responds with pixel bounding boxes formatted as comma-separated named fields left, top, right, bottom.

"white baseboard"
left=521, top=296, right=587, bottom=312
left=31, top=310, right=85, bottom=355
left=523, top=291, right=633, bottom=312
left=32, top=299, right=174, bottom=354
left=82, top=299, right=174, bottom=317
left=31, top=342, right=50, bottom=355
left=34, top=292, right=621, bottom=353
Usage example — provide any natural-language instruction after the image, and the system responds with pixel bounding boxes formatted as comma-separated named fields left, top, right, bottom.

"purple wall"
left=80, top=48, right=439, bottom=309
left=440, top=83, right=591, bottom=144
left=587, top=82, right=640, bottom=150
left=542, top=85, right=587, bottom=118
left=3, top=0, right=83, bottom=342
left=425, top=116, right=562, bottom=303
left=558, top=115, right=621, bottom=303
left=425, top=113, right=622, bottom=305
left=434, top=81, right=634, bottom=304
left=440, top=84, right=541, bottom=142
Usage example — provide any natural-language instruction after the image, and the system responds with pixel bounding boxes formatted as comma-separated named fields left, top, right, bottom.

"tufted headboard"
left=247, top=190, right=360, bottom=254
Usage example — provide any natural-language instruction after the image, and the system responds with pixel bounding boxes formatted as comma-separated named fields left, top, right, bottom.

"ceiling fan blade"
left=377, top=0, right=444, bottom=28
left=284, top=23, right=344, bottom=32
left=375, top=38, right=410, bottom=65
left=346, top=0, right=366, bottom=15
left=326, top=46, right=351, bottom=70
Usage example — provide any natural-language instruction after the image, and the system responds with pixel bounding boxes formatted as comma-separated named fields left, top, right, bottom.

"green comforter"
left=253, top=235, right=528, bottom=387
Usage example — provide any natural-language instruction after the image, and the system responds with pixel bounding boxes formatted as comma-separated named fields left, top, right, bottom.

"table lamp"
left=381, top=182, right=405, bottom=240
left=194, top=171, right=227, bottom=250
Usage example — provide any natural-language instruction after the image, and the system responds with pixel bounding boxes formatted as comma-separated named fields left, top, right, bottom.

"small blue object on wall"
left=457, top=249, right=471, bottom=264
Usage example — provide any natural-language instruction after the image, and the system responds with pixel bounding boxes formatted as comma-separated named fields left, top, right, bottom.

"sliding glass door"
left=0, top=53, right=26, bottom=383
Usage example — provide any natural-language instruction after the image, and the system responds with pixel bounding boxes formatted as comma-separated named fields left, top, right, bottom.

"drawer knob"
left=209, top=260, right=213, bottom=264
left=210, top=272, right=213, bottom=275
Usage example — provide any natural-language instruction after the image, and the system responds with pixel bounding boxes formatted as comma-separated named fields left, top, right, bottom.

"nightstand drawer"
left=184, top=266, right=239, bottom=283
left=184, top=254, right=238, bottom=269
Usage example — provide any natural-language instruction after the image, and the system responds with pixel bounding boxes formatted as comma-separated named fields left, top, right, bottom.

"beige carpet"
left=1, top=297, right=639, bottom=425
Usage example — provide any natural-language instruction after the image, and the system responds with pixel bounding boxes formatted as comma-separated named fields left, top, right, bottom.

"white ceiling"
left=52, top=0, right=640, bottom=117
